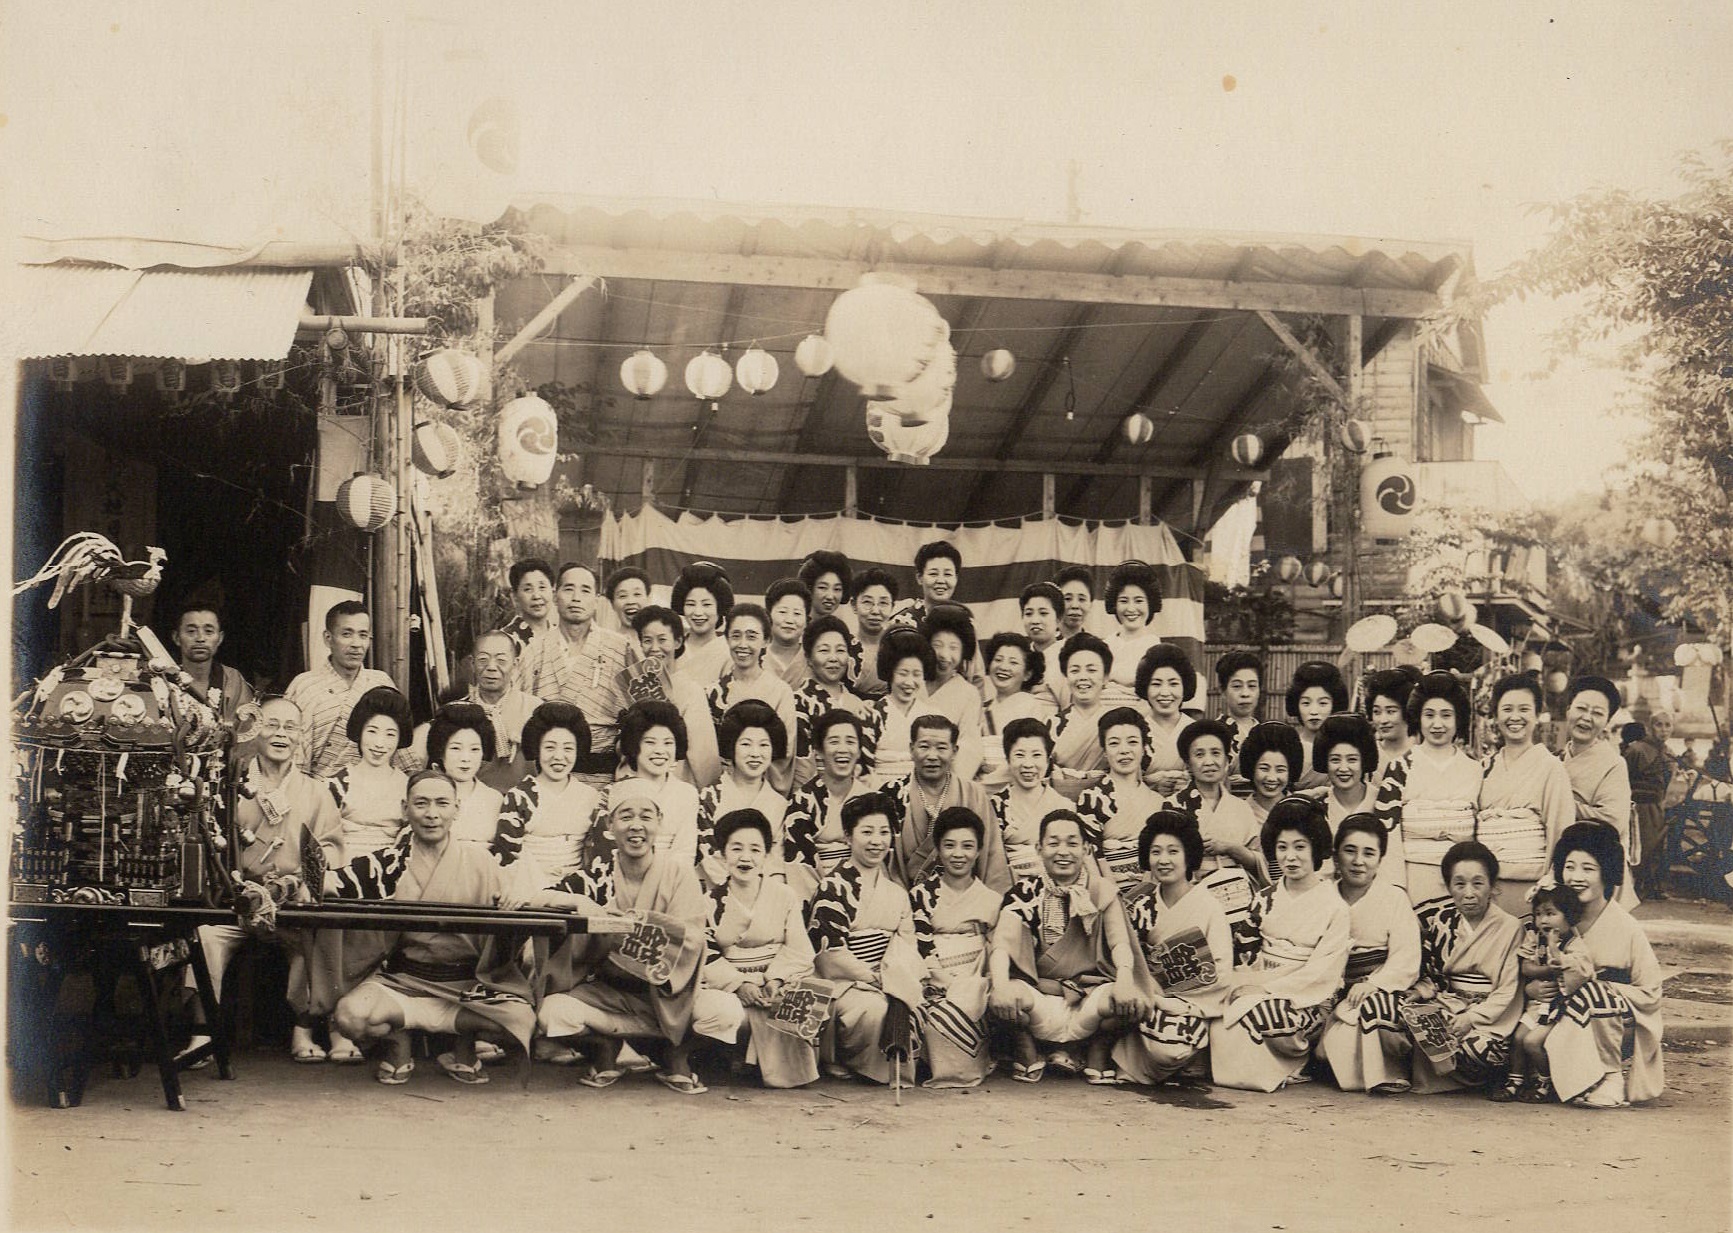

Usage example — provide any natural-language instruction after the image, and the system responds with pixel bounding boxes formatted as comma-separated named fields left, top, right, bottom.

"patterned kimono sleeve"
left=1415, top=900, right=1452, bottom=986
left=1238, top=885, right=1274, bottom=967
left=490, top=781, right=536, bottom=866
left=326, top=767, right=350, bottom=812
left=702, top=883, right=729, bottom=965
left=694, top=784, right=725, bottom=861
left=845, top=634, right=865, bottom=688
left=1124, top=894, right=1158, bottom=968
left=1372, top=757, right=1407, bottom=836
left=1074, top=785, right=1111, bottom=850
left=879, top=776, right=911, bottom=835
left=792, top=687, right=819, bottom=759
left=705, top=680, right=728, bottom=731
left=328, top=834, right=411, bottom=899
left=999, top=876, right=1043, bottom=934
left=858, top=703, right=884, bottom=775
left=908, top=872, right=941, bottom=960
left=806, top=865, right=860, bottom=953
left=780, top=787, right=820, bottom=869
left=551, top=853, right=611, bottom=901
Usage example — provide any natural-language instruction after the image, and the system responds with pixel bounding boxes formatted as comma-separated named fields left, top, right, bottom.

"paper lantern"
left=100, top=356, right=133, bottom=389
left=824, top=274, right=949, bottom=399
left=1339, top=420, right=1372, bottom=453
left=156, top=359, right=187, bottom=393
left=1520, top=650, right=1545, bottom=673
left=980, top=349, right=1016, bottom=382
left=1360, top=450, right=1419, bottom=538
left=1640, top=517, right=1679, bottom=550
left=1303, top=560, right=1331, bottom=588
left=334, top=473, right=398, bottom=532
left=497, top=394, right=558, bottom=488
left=794, top=334, right=834, bottom=378
left=866, top=397, right=951, bottom=465
left=869, top=344, right=956, bottom=429
left=47, top=357, right=77, bottom=392
left=1230, top=433, right=1264, bottom=467
left=257, top=360, right=287, bottom=391
left=685, top=351, right=732, bottom=401
left=735, top=347, right=779, bottom=395
left=1329, top=574, right=1345, bottom=599
left=1275, top=555, right=1303, bottom=584
left=1122, top=413, right=1155, bottom=445
left=412, top=419, right=462, bottom=479
left=414, top=348, right=487, bottom=408
left=619, top=350, right=668, bottom=400
left=1545, top=670, right=1570, bottom=695
left=210, top=360, right=242, bottom=395
left=1437, top=590, right=1475, bottom=624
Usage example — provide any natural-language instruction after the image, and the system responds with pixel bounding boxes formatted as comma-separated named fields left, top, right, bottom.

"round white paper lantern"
left=335, top=473, right=398, bottom=532
left=619, top=350, right=668, bottom=400
left=411, top=419, right=462, bottom=479
left=794, top=334, right=834, bottom=377
left=685, top=351, right=732, bottom=401
left=824, top=274, right=948, bottom=399
left=980, top=349, right=1016, bottom=382
left=1122, top=413, right=1155, bottom=445
left=1230, top=433, right=1265, bottom=467
left=414, top=349, right=487, bottom=408
left=735, top=347, right=779, bottom=395
left=498, top=394, right=558, bottom=488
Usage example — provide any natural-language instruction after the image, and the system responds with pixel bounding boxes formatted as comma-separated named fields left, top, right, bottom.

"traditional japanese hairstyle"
left=425, top=702, right=498, bottom=767
left=713, top=807, right=774, bottom=853
left=1178, top=717, right=1237, bottom=763
left=763, top=578, right=812, bottom=622
left=617, top=699, right=689, bottom=767
left=345, top=685, right=413, bottom=748
left=797, top=550, right=853, bottom=600
left=1333, top=812, right=1388, bottom=856
left=1441, top=840, right=1500, bottom=886
left=1213, top=648, right=1264, bottom=690
left=670, top=561, right=735, bottom=620
left=1313, top=713, right=1379, bottom=776
left=1104, top=558, right=1163, bottom=618
left=521, top=701, right=591, bottom=766
left=913, top=539, right=963, bottom=574
left=877, top=627, right=937, bottom=684
left=1261, top=795, right=1333, bottom=870
left=933, top=805, right=985, bottom=845
left=1058, top=631, right=1113, bottom=677
left=1135, top=642, right=1197, bottom=703
left=1405, top=670, right=1472, bottom=742
left=1568, top=675, right=1623, bottom=717
left=802, top=613, right=852, bottom=658
left=1285, top=660, right=1349, bottom=717
left=1097, top=705, right=1151, bottom=749
left=841, top=791, right=897, bottom=836
left=718, top=699, right=788, bottom=763
left=919, top=603, right=979, bottom=667
left=1238, top=721, right=1305, bottom=788
left=1490, top=671, right=1545, bottom=712
left=1139, top=809, right=1204, bottom=878
left=1000, top=715, right=1054, bottom=759
left=982, top=631, right=1044, bottom=691
left=1361, top=666, right=1422, bottom=719
left=1551, top=821, right=1627, bottom=893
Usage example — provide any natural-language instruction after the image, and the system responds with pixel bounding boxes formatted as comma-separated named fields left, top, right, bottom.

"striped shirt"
left=282, top=659, right=396, bottom=778
left=519, top=621, right=639, bottom=769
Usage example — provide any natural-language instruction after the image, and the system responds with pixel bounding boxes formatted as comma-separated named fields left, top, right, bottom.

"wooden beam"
left=844, top=466, right=858, bottom=516
left=1361, top=317, right=1405, bottom=366
left=1042, top=473, right=1056, bottom=518
left=495, top=276, right=597, bottom=365
left=1256, top=310, right=1347, bottom=405
left=640, top=458, right=657, bottom=509
left=585, top=443, right=1263, bottom=482
left=541, top=245, right=1443, bottom=319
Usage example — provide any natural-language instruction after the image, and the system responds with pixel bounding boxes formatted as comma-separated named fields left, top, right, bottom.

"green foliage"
left=1204, top=582, right=1296, bottom=648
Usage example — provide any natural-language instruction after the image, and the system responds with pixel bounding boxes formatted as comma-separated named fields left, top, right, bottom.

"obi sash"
left=846, top=928, right=892, bottom=971
left=1445, top=970, right=1494, bottom=1002
left=1400, top=799, right=1477, bottom=846
left=721, top=942, right=782, bottom=975
left=1597, top=965, right=1633, bottom=984
left=1560, top=979, right=1633, bottom=1026
left=385, top=955, right=475, bottom=984
left=1099, top=839, right=1142, bottom=891
left=1343, top=946, right=1389, bottom=985
left=1005, top=843, right=1043, bottom=884
left=931, top=931, right=987, bottom=978
left=1147, top=926, right=1220, bottom=996
left=815, top=839, right=852, bottom=873
left=1475, top=807, right=1548, bottom=880
left=1198, top=865, right=1254, bottom=916
left=521, top=831, right=588, bottom=882
left=344, top=819, right=405, bottom=857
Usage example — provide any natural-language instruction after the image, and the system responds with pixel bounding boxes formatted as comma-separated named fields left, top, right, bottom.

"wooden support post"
left=1189, top=479, right=1204, bottom=532
left=1342, top=314, right=1365, bottom=629
left=1139, top=476, right=1154, bottom=526
left=641, top=459, right=657, bottom=510
left=1042, top=473, right=1056, bottom=519
left=844, top=466, right=858, bottom=518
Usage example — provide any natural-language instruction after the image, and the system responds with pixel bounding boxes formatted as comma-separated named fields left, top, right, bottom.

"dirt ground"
left=8, top=901, right=1732, bottom=1233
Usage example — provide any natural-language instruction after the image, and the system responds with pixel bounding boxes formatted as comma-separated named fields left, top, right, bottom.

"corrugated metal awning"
left=8, top=264, right=315, bottom=360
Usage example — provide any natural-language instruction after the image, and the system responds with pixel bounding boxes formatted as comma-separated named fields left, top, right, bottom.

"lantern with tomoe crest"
left=498, top=395, right=557, bottom=488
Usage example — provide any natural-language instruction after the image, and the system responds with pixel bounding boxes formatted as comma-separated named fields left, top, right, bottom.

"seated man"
left=510, top=784, right=710, bottom=1093
left=327, top=770, right=537, bottom=1086
left=184, top=696, right=346, bottom=1064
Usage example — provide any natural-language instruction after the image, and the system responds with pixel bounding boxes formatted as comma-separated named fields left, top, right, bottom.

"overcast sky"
left=7, top=0, right=1730, bottom=502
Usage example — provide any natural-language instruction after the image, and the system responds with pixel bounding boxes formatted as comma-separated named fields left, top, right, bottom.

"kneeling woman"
left=1317, top=815, right=1422, bottom=1094
left=988, top=809, right=1151, bottom=1084
left=1211, top=797, right=1350, bottom=1093
left=1539, top=824, right=1665, bottom=1107
left=1114, top=810, right=1235, bottom=1086
left=910, top=807, right=1007, bottom=1088
left=1409, top=841, right=1523, bottom=1093
left=690, top=809, right=820, bottom=1089
left=806, top=792, right=926, bottom=1086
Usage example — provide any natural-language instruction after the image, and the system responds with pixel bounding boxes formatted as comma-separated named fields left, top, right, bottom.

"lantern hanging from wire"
left=257, top=360, right=287, bottom=391
left=619, top=349, right=668, bottom=400
left=414, top=348, right=487, bottom=408
left=210, top=360, right=242, bottom=396
left=156, top=359, right=187, bottom=394
left=1303, top=559, right=1331, bottom=588
left=412, top=419, right=462, bottom=479
left=1545, top=669, right=1571, bottom=695
left=498, top=394, right=558, bottom=488
left=1230, top=433, right=1264, bottom=468
left=1275, top=555, right=1303, bottom=584
left=735, top=346, right=779, bottom=396
left=685, top=351, right=732, bottom=402
left=1122, top=413, right=1155, bottom=445
left=980, top=349, right=1016, bottom=382
left=1338, top=419, right=1373, bottom=454
left=334, top=473, right=398, bottom=532
left=100, top=356, right=133, bottom=389
left=1640, top=517, right=1679, bottom=550
left=794, top=334, right=834, bottom=378
left=824, top=273, right=949, bottom=399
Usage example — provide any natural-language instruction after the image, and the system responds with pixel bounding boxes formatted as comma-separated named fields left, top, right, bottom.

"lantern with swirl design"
left=825, top=274, right=949, bottom=399
left=498, top=395, right=558, bottom=488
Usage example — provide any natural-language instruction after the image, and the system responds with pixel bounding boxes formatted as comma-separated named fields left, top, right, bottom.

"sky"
left=6, top=0, right=1730, bottom=503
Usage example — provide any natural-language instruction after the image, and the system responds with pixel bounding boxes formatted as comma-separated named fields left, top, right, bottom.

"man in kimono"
left=466, top=629, right=541, bottom=785
left=1561, top=676, right=1635, bottom=898
left=882, top=715, right=1012, bottom=893
left=170, top=603, right=254, bottom=728
left=512, top=784, right=710, bottom=1092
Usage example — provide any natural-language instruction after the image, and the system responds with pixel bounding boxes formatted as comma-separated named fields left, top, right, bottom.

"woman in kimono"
left=1317, top=815, right=1422, bottom=1094
left=696, top=701, right=789, bottom=888
left=1285, top=661, right=1347, bottom=793
left=1114, top=810, right=1235, bottom=1086
left=1362, top=667, right=1420, bottom=775
left=1241, top=721, right=1304, bottom=834
left=979, top=633, right=1057, bottom=790
left=328, top=770, right=537, bottom=1087
left=1102, top=560, right=1164, bottom=705
left=491, top=702, right=601, bottom=892
left=1477, top=673, right=1576, bottom=914
left=1312, top=713, right=1407, bottom=891
left=988, top=808, right=1151, bottom=1084
left=1047, top=633, right=1114, bottom=802
left=781, top=711, right=874, bottom=901
left=1213, top=650, right=1265, bottom=797
left=601, top=700, right=702, bottom=865
left=689, top=809, right=820, bottom=1089
left=1167, top=718, right=1265, bottom=962
left=1409, top=841, right=1524, bottom=1093
left=329, top=686, right=413, bottom=860
left=866, top=629, right=938, bottom=787
left=705, top=604, right=800, bottom=795
left=919, top=606, right=986, bottom=783
left=910, top=807, right=1006, bottom=1087
left=791, top=615, right=870, bottom=789
left=1539, top=824, right=1665, bottom=1107
left=1075, top=707, right=1166, bottom=897
left=1136, top=644, right=1195, bottom=797
left=425, top=704, right=504, bottom=854
left=807, top=792, right=925, bottom=1087
left=1374, top=672, right=1482, bottom=906
left=1211, top=797, right=1351, bottom=1092
left=670, top=562, right=734, bottom=689
left=991, top=718, right=1074, bottom=884
left=761, top=579, right=813, bottom=689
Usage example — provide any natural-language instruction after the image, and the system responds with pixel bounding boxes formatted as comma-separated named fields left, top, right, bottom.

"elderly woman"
left=1136, top=644, right=1196, bottom=797
left=1477, top=673, right=1575, bottom=914
left=696, top=701, right=790, bottom=888
left=1536, top=824, right=1665, bottom=1107
left=1285, top=662, right=1348, bottom=793
left=1169, top=718, right=1265, bottom=959
left=1102, top=560, right=1165, bottom=703
left=1114, top=810, right=1235, bottom=1086
left=991, top=718, right=1075, bottom=884
left=979, top=631, right=1057, bottom=789
left=1046, top=633, right=1114, bottom=801
left=1075, top=707, right=1167, bottom=898
left=1211, top=796, right=1351, bottom=1092
left=909, top=807, right=1007, bottom=1088
left=1409, top=841, right=1524, bottom=1093
left=1317, top=815, right=1422, bottom=1094
left=1373, top=671, right=1483, bottom=906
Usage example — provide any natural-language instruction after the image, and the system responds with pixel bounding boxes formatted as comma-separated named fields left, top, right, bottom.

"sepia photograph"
left=2, top=3, right=1730, bottom=1230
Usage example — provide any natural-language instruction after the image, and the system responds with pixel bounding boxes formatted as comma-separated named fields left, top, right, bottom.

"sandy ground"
left=9, top=902, right=1732, bottom=1233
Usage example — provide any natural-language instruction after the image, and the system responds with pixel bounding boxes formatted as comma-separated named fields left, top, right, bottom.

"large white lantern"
left=498, top=394, right=558, bottom=488
left=794, top=334, right=834, bottom=377
left=412, top=419, right=462, bottom=479
left=1122, top=413, right=1154, bottom=445
left=334, top=473, right=398, bottom=532
left=735, top=347, right=779, bottom=395
left=980, top=349, right=1016, bottom=382
left=1361, top=448, right=1420, bottom=538
left=619, top=350, right=668, bottom=400
left=414, top=348, right=487, bottom=408
left=685, top=351, right=732, bottom=401
left=824, top=274, right=949, bottom=399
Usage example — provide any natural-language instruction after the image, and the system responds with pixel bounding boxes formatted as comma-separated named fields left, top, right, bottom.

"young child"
left=1491, top=885, right=1586, bottom=1103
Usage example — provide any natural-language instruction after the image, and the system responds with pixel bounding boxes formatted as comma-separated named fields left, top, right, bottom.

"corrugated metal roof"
left=7, top=265, right=314, bottom=360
